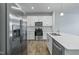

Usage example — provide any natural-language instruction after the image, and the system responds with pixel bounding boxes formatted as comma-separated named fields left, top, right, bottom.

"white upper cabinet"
left=30, top=16, right=39, bottom=26
left=41, top=16, right=52, bottom=26
left=26, top=16, right=52, bottom=26
left=26, top=16, right=31, bottom=26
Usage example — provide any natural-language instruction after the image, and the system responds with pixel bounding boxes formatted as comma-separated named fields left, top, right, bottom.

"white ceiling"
left=9, top=3, right=24, bottom=16
left=18, top=3, right=79, bottom=13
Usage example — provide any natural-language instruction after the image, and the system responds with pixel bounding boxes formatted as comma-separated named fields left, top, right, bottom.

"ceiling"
left=18, top=3, right=79, bottom=14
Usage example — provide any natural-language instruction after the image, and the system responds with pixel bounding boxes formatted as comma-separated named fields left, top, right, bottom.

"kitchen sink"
left=51, top=33, right=61, bottom=36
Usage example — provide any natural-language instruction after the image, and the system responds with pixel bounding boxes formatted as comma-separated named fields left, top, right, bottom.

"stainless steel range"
left=35, top=22, right=43, bottom=40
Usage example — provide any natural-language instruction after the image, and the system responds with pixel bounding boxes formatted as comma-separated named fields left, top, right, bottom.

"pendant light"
left=32, top=6, right=34, bottom=10
left=48, top=6, right=50, bottom=10
left=60, top=3, right=64, bottom=16
left=60, top=12, right=64, bottom=16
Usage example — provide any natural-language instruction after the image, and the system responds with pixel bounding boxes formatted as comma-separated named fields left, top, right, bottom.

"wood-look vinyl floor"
left=23, top=40, right=49, bottom=55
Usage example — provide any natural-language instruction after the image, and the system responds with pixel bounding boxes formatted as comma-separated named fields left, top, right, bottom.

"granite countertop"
left=48, top=32, right=79, bottom=50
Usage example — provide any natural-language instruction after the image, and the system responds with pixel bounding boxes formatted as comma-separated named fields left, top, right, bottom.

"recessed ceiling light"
left=60, top=12, right=64, bottom=16
left=32, top=6, right=34, bottom=10
left=48, top=7, right=50, bottom=9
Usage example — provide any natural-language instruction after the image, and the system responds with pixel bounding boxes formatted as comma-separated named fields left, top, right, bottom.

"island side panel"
left=65, top=49, right=79, bottom=55
left=47, top=34, right=53, bottom=55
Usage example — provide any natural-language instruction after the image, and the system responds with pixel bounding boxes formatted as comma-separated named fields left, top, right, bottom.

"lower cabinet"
left=47, top=34, right=79, bottom=55
left=53, top=39, right=65, bottom=55
left=47, top=34, right=53, bottom=54
left=47, top=34, right=65, bottom=55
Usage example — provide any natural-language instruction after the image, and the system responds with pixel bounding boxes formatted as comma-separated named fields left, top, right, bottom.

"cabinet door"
left=30, top=16, right=39, bottom=26
left=29, top=31, right=34, bottom=39
left=42, top=16, right=52, bottom=26
left=26, top=16, right=31, bottom=26
left=47, top=34, right=53, bottom=54
left=26, top=16, right=52, bottom=26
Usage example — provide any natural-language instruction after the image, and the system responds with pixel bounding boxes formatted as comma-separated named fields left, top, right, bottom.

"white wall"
left=0, top=3, right=6, bottom=54
left=55, top=12, right=79, bottom=35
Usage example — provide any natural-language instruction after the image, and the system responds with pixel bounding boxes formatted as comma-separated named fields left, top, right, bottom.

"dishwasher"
left=53, top=42, right=62, bottom=55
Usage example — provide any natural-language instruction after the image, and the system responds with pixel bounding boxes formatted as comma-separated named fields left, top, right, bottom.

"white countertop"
left=48, top=33, right=79, bottom=50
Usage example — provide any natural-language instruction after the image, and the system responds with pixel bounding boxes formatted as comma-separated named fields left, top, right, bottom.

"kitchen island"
left=47, top=33, right=79, bottom=55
